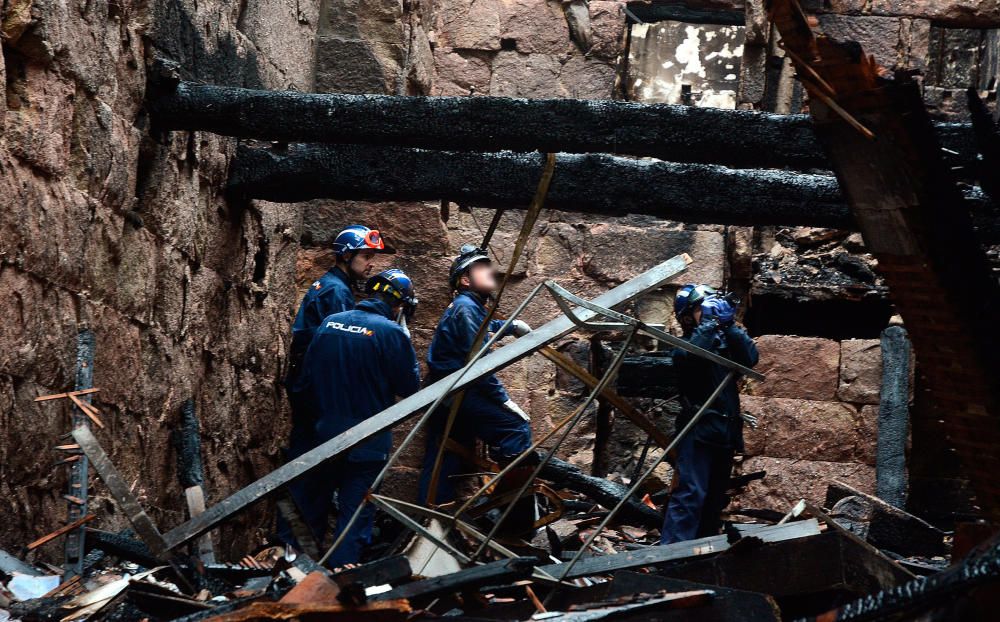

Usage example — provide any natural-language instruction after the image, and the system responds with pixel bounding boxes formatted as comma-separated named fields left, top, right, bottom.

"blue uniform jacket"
left=288, top=267, right=355, bottom=389
left=426, top=291, right=512, bottom=405
left=673, top=319, right=759, bottom=451
left=299, top=298, right=421, bottom=462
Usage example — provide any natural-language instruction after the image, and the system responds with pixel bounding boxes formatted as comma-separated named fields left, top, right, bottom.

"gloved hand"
left=700, top=296, right=736, bottom=326
left=503, top=399, right=530, bottom=422
left=511, top=319, right=532, bottom=337
left=397, top=315, right=411, bottom=339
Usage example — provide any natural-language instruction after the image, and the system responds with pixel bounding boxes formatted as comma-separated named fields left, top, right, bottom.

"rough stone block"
left=500, top=0, right=572, bottom=55
left=559, top=56, right=617, bottom=99
left=3, top=61, right=74, bottom=175
left=734, top=456, right=876, bottom=512
left=435, top=0, right=502, bottom=51
left=489, top=51, right=563, bottom=97
left=589, top=0, right=627, bottom=59
left=816, top=14, right=930, bottom=72
left=748, top=335, right=840, bottom=401
left=238, top=0, right=320, bottom=90
left=838, top=339, right=882, bottom=404
left=315, top=35, right=404, bottom=94
left=432, top=48, right=492, bottom=96
left=741, top=396, right=873, bottom=463
left=583, top=224, right=724, bottom=287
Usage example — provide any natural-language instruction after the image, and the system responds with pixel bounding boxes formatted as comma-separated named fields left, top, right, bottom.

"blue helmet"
left=674, top=284, right=716, bottom=320
left=332, top=225, right=396, bottom=258
left=367, top=268, right=418, bottom=317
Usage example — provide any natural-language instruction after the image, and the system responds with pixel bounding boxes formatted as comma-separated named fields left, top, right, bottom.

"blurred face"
left=680, top=306, right=702, bottom=333
left=461, top=261, right=497, bottom=294
left=346, top=250, right=377, bottom=279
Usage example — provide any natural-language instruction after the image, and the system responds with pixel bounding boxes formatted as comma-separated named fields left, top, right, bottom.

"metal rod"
left=64, top=329, right=94, bottom=579
left=318, top=282, right=547, bottom=565
left=367, top=495, right=472, bottom=564
left=551, top=371, right=736, bottom=587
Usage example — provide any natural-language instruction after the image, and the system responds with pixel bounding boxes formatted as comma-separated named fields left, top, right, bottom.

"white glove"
left=504, top=399, right=530, bottom=422
left=398, top=315, right=411, bottom=339
left=511, top=319, right=532, bottom=338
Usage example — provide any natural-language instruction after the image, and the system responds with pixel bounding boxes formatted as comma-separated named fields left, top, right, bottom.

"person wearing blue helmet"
left=278, top=225, right=394, bottom=550
left=283, top=268, right=420, bottom=566
left=417, top=244, right=534, bottom=506
left=661, top=284, right=759, bottom=545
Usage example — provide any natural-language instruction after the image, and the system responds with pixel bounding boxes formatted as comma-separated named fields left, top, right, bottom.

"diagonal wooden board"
left=159, top=254, right=693, bottom=551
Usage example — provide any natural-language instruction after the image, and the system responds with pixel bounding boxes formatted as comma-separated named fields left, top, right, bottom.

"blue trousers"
left=418, top=391, right=532, bottom=505
left=660, top=431, right=734, bottom=545
left=277, top=392, right=382, bottom=567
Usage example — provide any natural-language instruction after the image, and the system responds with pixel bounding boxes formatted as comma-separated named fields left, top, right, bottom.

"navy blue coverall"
left=418, top=291, right=533, bottom=504
left=278, top=267, right=355, bottom=548
left=290, top=297, right=421, bottom=566
left=661, top=318, right=759, bottom=545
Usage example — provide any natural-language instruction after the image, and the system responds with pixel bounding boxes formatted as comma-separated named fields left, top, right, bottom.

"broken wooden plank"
left=72, top=426, right=167, bottom=556
left=159, top=255, right=692, bottom=552
left=607, top=571, right=781, bottom=622
left=34, top=388, right=100, bottom=402
left=25, top=514, right=96, bottom=551
left=538, top=519, right=821, bottom=579
left=825, top=482, right=945, bottom=558
left=372, top=557, right=538, bottom=603
left=330, top=555, right=411, bottom=589
left=876, top=326, right=911, bottom=508
left=148, top=78, right=977, bottom=172
left=538, top=590, right=714, bottom=621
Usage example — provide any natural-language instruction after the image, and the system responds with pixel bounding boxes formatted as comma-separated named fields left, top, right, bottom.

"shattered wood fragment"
left=607, top=571, right=781, bottom=622
left=26, top=514, right=96, bottom=551
left=539, top=519, right=821, bottom=579
left=84, top=528, right=161, bottom=569
left=372, top=557, right=539, bottom=604
left=72, top=426, right=167, bottom=556
left=279, top=571, right=340, bottom=604
left=825, top=482, right=945, bottom=558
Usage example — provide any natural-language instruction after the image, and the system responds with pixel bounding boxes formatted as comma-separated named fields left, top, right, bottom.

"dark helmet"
left=332, top=225, right=396, bottom=258
left=367, top=269, right=418, bottom=318
left=674, top=284, right=717, bottom=320
left=449, top=243, right=491, bottom=290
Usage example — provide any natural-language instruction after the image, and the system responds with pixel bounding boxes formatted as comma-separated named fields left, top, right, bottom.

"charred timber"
left=540, top=457, right=662, bottom=528
left=228, top=144, right=997, bottom=234
left=149, top=81, right=977, bottom=173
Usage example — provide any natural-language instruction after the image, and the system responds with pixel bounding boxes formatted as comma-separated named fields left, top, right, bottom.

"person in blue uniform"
left=290, top=268, right=420, bottom=566
left=661, top=284, right=759, bottom=545
left=278, top=225, right=394, bottom=550
left=418, top=244, right=533, bottom=505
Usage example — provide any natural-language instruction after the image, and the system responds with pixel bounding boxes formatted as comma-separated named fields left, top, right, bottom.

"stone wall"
left=0, top=0, right=321, bottom=559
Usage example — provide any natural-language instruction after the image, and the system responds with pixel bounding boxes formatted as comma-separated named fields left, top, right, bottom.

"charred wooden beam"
left=616, top=353, right=677, bottom=399
left=540, top=457, right=662, bottom=528
left=876, top=326, right=911, bottom=508
left=625, top=1, right=744, bottom=25
left=372, top=557, right=538, bottom=604
left=228, top=144, right=998, bottom=235
left=148, top=79, right=977, bottom=172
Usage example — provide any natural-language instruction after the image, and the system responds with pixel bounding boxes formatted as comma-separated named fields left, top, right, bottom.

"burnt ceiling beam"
left=624, top=0, right=744, bottom=26
left=228, top=143, right=998, bottom=238
left=148, top=80, right=977, bottom=173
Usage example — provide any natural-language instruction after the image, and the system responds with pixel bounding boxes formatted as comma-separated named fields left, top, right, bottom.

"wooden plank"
left=34, top=388, right=100, bottom=402
left=537, top=519, right=821, bottom=579
left=159, top=255, right=693, bottom=552
left=26, top=514, right=96, bottom=551
left=72, top=427, right=167, bottom=556
left=330, top=555, right=412, bottom=589
left=372, top=557, right=537, bottom=603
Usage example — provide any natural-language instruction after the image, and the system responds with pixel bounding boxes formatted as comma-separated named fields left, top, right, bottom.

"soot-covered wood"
left=149, top=81, right=978, bottom=173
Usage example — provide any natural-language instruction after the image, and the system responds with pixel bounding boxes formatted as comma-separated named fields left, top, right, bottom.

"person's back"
left=284, top=268, right=419, bottom=568
left=304, top=298, right=421, bottom=462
